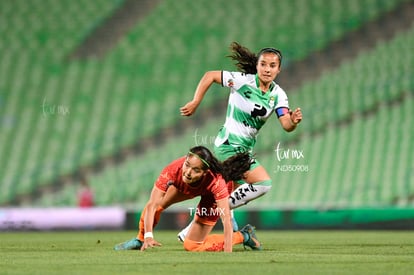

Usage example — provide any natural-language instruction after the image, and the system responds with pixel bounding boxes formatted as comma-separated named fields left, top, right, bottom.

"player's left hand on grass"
left=141, top=237, right=162, bottom=251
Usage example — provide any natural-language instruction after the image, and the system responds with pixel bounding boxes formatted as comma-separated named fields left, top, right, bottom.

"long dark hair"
left=188, top=146, right=251, bottom=182
left=227, top=41, right=283, bottom=74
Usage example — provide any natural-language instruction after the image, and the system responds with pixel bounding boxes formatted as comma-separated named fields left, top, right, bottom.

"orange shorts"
left=194, top=194, right=223, bottom=226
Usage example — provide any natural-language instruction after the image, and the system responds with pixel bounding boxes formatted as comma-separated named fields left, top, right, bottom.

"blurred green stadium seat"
left=0, top=0, right=411, bottom=206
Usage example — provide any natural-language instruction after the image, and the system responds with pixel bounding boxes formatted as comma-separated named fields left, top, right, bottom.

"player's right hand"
left=180, top=101, right=198, bottom=116
left=141, top=237, right=162, bottom=251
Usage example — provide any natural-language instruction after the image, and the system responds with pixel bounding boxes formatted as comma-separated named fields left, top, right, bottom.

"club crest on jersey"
left=227, top=79, right=234, bottom=87
left=269, top=96, right=275, bottom=108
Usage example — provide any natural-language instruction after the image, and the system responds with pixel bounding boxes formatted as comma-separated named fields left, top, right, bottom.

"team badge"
left=227, top=79, right=234, bottom=87
left=269, top=96, right=275, bottom=108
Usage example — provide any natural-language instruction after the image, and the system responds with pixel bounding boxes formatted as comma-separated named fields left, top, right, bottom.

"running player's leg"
left=213, top=145, right=272, bottom=209
left=229, top=163, right=272, bottom=209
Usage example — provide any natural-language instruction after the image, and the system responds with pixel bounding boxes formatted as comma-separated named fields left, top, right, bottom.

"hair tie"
left=188, top=152, right=210, bottom=168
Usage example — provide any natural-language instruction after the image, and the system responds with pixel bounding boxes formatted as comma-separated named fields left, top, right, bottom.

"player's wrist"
left=144, top=232, right=154, bottom=239
left=288, top=110, right=298, bottom=127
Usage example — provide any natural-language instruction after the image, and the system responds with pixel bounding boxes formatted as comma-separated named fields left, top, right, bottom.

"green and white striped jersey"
left=215, top=71, right=289, bottom=151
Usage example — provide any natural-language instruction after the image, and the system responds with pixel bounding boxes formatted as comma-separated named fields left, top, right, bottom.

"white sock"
left=229, top=182, right=271, bottom=209
left=177, top=220, right=193, bottom=242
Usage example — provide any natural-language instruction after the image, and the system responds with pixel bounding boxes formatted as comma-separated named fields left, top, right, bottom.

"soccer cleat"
left=113, top=238, right=142, bottom=251
left=240, top=224, right=262, bottom=251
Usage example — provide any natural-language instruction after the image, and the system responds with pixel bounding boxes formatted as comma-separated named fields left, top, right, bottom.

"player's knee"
left=183, top=239, right=191, bottom=251
left=183, top=238, right=201, bottom=251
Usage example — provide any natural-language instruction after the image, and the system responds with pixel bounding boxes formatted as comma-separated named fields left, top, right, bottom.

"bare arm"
left=279, top=107, right=302, bottom=132
left=217, top=197, right=233, bottom=252
left=180, top=71, right=222, bottom=116
left=141, top=187, right=165, bottom=251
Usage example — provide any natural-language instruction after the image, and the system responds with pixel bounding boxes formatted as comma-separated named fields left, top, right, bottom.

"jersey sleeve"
left=221, top=71, right=249, bottom=90
left=154, top=170, right=173, bottom=192
left=274, top=86, right=289, bottom=109
left=154, top=158, right=183, bottom=192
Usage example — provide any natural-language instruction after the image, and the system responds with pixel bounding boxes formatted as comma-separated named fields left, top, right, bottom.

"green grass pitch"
left=1, top=230, right=414, bottom=275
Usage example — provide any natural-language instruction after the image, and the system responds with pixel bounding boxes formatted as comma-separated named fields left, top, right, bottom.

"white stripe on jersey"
left=229, top=90, right=259, bottom=115
left=224, top=117, right=258, bottom=138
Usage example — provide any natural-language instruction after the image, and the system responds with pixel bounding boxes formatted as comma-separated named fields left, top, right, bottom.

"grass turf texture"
left=1, top=230, right=414, bottom=275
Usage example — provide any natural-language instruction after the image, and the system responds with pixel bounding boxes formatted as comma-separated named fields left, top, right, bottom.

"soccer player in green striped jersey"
left=179, top=42, right=302, bottom=239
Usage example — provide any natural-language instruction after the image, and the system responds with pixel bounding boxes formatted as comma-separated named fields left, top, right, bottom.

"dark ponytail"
left=227, top=41, right=283, bottom=74
left=227, top=42, right=258, bottom=74
left=221, top=151, right=252, bottom=182
left=188, top=146, right=251, bottom=182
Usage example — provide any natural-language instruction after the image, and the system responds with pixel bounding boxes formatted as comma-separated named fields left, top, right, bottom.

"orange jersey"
left=155, top=156, right=229, bottom=201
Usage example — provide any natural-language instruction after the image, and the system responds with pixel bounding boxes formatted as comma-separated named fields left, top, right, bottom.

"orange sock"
left=232, top=231, right=244, bottom=244
left=137, top=205, right=164, bottom=240
left=183, top=232, right=244, bottom=252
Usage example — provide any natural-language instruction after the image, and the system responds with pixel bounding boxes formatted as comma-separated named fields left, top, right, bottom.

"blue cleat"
left=240, top=224, right=262, bottom=251
left=114, top=238, right=142, bottom=251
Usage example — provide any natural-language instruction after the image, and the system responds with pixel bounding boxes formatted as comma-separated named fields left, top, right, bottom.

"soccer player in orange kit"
left=114, top=146, right=261, bottom=252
